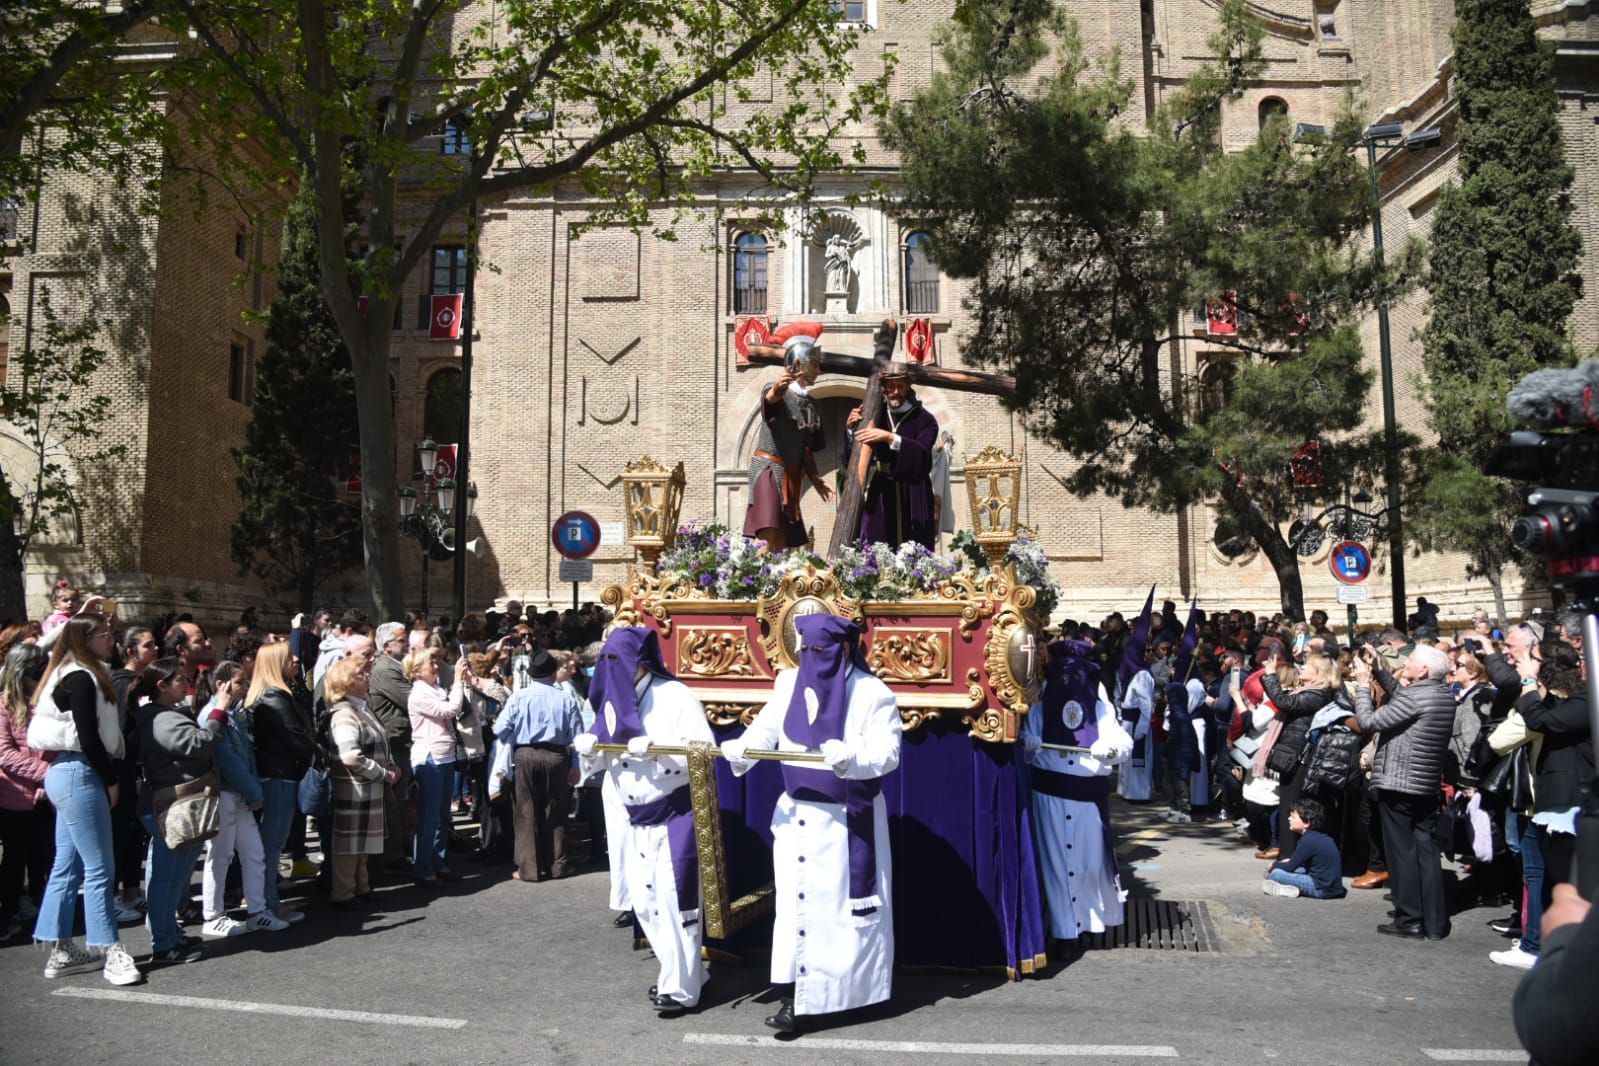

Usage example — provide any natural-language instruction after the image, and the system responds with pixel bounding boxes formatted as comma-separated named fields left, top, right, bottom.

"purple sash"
left=780, top=764, right=882, bottom=915
left=625, top=787, right=700, bottom=927
left=1030, top=767, right=1120, bottom=887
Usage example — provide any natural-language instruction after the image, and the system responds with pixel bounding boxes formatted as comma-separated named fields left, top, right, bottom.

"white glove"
left=626, top=735, right=653, bottom=758
left=572, top=733, right=597, bottom=758
left=821, top=739, right=852, bottom=777
left=1021, top=734, right=1041, bottom=763
left=1089, top=737, right=1116, bottom=760
left=721, top=738, right=753, bottom=776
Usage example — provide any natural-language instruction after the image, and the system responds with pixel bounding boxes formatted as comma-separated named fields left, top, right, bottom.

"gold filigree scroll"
left=980, top=566, right=1043, bottom=743
left=677, top=626, right=765, bottom=679
left=867, top=627, right=953, bottom=684
left=687, top=740, right=774, bottom=940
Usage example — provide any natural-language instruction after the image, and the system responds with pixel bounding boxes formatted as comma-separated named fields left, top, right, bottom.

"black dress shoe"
left=764, top=1000, right=798, bottom=1034
left=1377, top=922, right=1425, bottom=939
left=1424, top=924, right=1452, bottom=941
left=650, top=992, right=684, bottom=1013
left=613, top=911, right=634, bottom=928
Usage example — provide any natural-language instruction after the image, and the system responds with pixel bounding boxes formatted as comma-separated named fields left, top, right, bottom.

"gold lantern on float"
left=620, top=455, right=686, bottom=573
left=964, top=445, right=1023, bottom=568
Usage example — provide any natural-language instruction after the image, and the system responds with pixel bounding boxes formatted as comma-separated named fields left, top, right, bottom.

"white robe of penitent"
left=580, top=676, right=713, bottom=1007
left=1023, top=683, right=1132, bottom=940
left=1117, top=670, right=1155, bottom=802
left=734, top=668, right=902, bottom=1017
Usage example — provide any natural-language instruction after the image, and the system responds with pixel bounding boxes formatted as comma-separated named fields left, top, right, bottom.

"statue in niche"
left=811, top=221, right=864, bottom=313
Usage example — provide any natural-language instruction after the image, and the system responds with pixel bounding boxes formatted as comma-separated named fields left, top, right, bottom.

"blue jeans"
left=413, top=756, right=454, bottom=878
left=258, top=779, right=298, bottom=910
left=1268, top=867, right=1338, bottom=899
left=35, top=754, right=119, bottom=947
left=137, top=811, right=203, bottom=952
left=1515, top=813, right=1545, bottom=955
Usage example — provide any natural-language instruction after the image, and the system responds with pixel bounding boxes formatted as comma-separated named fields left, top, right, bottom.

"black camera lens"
left=1513, top=498, right=1597, bottom=556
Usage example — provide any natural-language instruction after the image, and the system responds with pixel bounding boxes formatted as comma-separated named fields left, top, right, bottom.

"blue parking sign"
left=552, top=511, right=601, bottom=559
left=1329, top=540, right=1371, bottom=584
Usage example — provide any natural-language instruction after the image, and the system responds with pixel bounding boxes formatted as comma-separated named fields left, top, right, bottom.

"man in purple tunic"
left=847, top=361, right=939, bottom=549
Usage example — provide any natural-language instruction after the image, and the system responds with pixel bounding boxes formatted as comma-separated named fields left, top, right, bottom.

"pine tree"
left=1414, top=0, right=1583, bottom=624
left=230, top=182, right=362, bottom=610
left=883, top=0, right=1405, bottom=618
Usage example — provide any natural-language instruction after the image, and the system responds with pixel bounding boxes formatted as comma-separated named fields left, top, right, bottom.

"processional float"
left=602, top=332, right=1059, bottom=978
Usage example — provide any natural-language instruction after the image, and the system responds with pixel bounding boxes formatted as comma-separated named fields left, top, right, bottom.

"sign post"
left=553, top=511, right=602, bottom=611
left=1329, top=540, right=1373, bottom=642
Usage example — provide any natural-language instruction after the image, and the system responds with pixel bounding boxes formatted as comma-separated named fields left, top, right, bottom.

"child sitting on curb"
left=1262, top=799, right=1347, bottom=899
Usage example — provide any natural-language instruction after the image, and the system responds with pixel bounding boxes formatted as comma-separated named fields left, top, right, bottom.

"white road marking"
left=51, top=988, right=468, bottom=1030
left=683, top=1034, right=1179, bottom=1057
left=1420, top=1053, right=1526, bottom=1062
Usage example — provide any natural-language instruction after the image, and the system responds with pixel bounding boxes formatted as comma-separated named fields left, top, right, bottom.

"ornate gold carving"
left=620, top=455, right=686, bottom=574
left=964, top=445, right=1024, bottom=567
left=981, top=565, right=1043, bottom=742
left=677, top=626, right=765, bottom=680
left=866, top=627, right=952, bottom=683
left=704, top=702, right=761, bottom=728
left=755, top=564, right=863, bottom=671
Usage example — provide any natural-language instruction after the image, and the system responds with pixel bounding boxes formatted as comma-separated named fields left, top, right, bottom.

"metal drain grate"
left=1079, top=898, right=1217, bottom=952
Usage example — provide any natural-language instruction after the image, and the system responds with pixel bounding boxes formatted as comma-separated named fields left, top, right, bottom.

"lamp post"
left=1290, top=486, right=1383, bottom=640
left=1294, top=121, right=1441, bottom=629
left=398, top=436, right=456, bottom=618
left=964, top=445, right=1024, bottom=569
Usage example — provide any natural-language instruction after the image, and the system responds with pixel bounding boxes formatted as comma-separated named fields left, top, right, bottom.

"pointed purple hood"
left=784, top=613, right=872, bottom=748
left=587, top=626, right=674, bottom=743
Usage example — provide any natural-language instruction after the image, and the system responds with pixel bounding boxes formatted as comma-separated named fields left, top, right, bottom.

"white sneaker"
left=245, top=911, right=290, bottom=933
left=43, top=940, right=104, bottom=978
left=1262, top=879, right=1301, bottom=898
left=102, top=943, right=143, bottom=986
left=114, top=900, right=145, bottom=926
left=1489, top=943, right=1537, bottom=970
left=200, top=915, right=248, bottom=938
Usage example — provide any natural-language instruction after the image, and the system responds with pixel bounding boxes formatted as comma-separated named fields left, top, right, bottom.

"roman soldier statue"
left=743, top=322, right=834, bottom=550
left=847, top=361, right=939, bottom=549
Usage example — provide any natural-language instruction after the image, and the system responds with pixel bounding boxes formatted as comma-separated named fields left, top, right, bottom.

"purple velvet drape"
left=707, top=717, right=1047, bottom=976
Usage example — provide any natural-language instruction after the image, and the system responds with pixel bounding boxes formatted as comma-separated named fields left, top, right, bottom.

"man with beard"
left=847, top=361, right=939, bottom=549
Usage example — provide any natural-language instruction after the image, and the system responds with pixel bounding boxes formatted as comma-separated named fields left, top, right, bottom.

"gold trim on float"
left=686, top=740, right=775, bottom=940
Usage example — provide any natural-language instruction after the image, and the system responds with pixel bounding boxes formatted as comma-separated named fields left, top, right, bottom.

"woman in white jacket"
left=28, top=615, right=142, bottom=985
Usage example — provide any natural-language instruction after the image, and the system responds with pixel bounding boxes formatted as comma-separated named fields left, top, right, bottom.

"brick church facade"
left=5, top=1, right=1597, bottom=626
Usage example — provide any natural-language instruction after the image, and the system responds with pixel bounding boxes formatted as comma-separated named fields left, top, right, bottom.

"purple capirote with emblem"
left=1041, top=639, right=1102, bottom=750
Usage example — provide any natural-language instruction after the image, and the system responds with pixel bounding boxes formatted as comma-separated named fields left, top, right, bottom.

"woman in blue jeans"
left=404, top=649, right=469, bottom=887
left=245, top=642, right=315, bottom=923
left=132, top=659, right=226, bottom=962
left=29, top=616, right=142, bottom=984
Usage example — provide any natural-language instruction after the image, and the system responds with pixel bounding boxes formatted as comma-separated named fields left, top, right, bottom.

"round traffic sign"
left=1329, top=540, right=1372, bottom=584
left=553, top=511, right=601, bottom=559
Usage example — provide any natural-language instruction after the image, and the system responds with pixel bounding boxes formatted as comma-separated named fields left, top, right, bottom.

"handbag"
left=152, top=771, right=222, bottom=850
left=1507, top=745, right=1536, bottom=812
left=297, top=765, right=332, bottom=819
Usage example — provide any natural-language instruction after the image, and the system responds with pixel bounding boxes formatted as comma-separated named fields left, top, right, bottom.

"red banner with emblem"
left=1205, top=292, right=1239, bottom=336
left=905, top=317, right=936, bottom=364
left=429, top=294, right=463, bottom=340
left=733, top=317, right=768, bottom=364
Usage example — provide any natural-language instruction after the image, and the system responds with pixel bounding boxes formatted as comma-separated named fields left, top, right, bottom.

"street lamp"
left=399, top=438, right=457, bottom=617
left=1294, top=120, right=1443, bottom=629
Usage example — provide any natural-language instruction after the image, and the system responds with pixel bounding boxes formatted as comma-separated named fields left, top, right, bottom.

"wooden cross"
left=744, top=319, right=1019, bottom=559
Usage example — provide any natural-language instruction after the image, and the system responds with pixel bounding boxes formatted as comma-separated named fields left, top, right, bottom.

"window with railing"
left=419, top=244, right=468, bottom=327
left=441, top=116, right=471, bottom=156
left=0, top=199, right=19, bottom=243
left=903, top=231, right=939, bottom=314
left=732, top=232, right=769, bottom=315
left=830, top=1, right=867, bottom=21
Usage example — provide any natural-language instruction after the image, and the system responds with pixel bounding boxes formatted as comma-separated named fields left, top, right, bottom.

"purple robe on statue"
left=852, top=396, right=939, bottom=548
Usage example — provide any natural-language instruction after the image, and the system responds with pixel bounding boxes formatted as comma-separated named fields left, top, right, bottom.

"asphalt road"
left=0, top=801, right=1530, bottom=1066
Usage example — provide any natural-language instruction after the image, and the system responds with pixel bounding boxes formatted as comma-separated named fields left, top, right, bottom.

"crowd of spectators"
left=1066, top=598, right=1592, bottom=973
left=0, top=584, right=611, bottom=983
